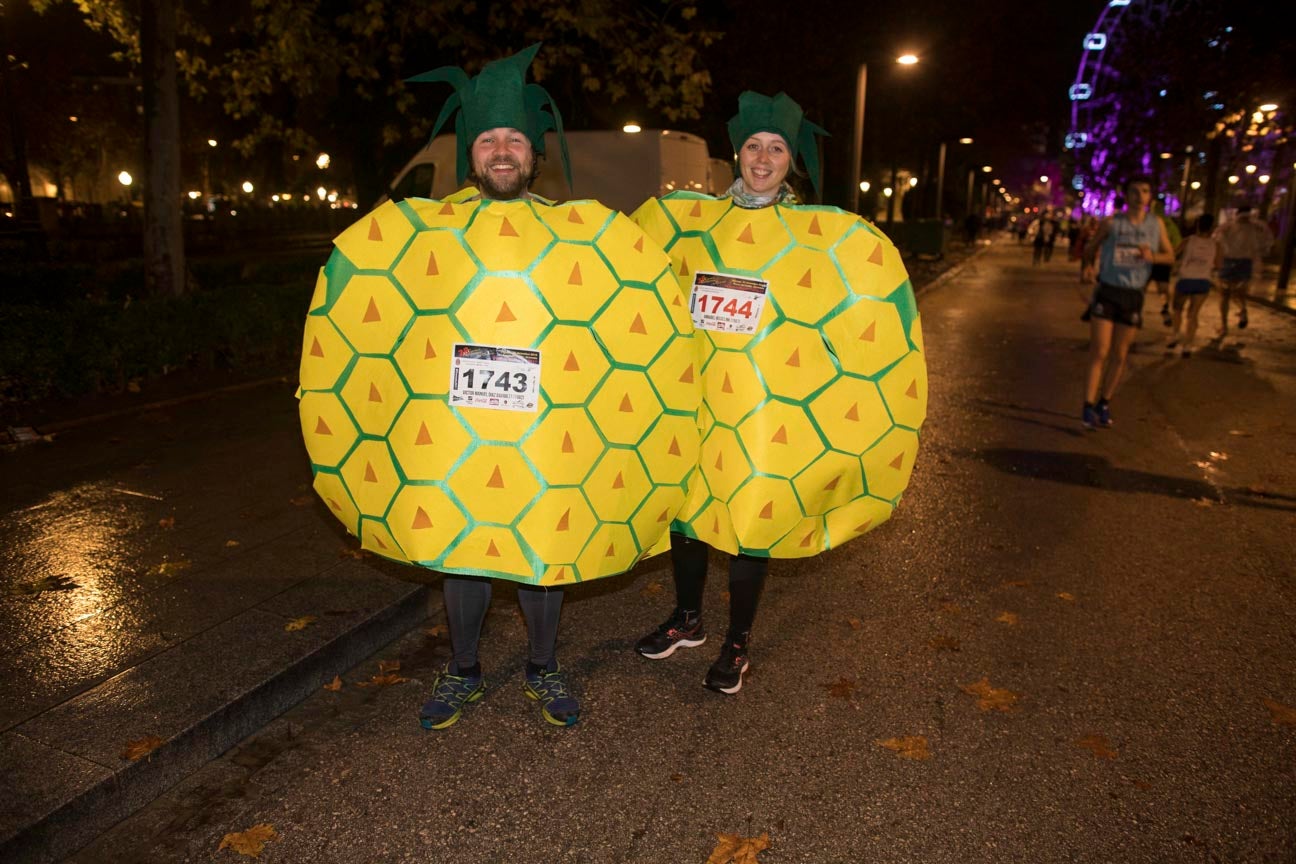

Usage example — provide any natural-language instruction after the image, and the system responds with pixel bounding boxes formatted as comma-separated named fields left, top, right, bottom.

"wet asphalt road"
left=67, top=238, right=1296, bottom=863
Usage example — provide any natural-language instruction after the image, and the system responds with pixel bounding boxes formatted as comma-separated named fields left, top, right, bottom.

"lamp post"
left=934, top=137, right=973, bottom=219
left=850, top=53, right=918, bottom=215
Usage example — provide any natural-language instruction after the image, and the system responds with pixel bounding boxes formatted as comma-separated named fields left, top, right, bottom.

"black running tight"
left=668, top=532, right=768, bottom=640
left=442, top=576, right=563, bottom=672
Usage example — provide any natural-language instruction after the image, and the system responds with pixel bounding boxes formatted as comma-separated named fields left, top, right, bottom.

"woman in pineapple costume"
left=631, top=93, right=926, bottom=694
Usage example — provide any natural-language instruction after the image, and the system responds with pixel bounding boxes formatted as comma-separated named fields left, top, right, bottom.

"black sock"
left=1097, top=398, right=1109, bottom=409
left=453, top=662, right=481, bottom=678
left=1084, top=401, right=1095, bottom=410
left=526, top=661, right=551, bottom=676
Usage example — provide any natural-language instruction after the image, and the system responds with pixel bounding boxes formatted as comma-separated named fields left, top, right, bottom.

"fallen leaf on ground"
left=1001, top=579, right=1031, bottom=588
left=424, top=624, right=448, bottom=637
left=960, top=677, right=1020, bottom=712
left=1227, top=429, right=1251, bottom=437
left=640, top=581, right=664, bottom=598
left=158, top=516, right=176, bottom=529
left=876, top=735, right=931, bottom=760
left=1056, top=592, right=1075, bottom=602
left=338, top=546, right=369, bottom=559
left=1208, top=451, right=1229, bottom=461
left=225, top=539, right=241, bottom=548
left=1263, top=697, right=1296, bottom=727
left=218, top=823, right=278, bottom=858
left=356, top=673, right=408, bottom=687
left=928, top=635, right=961, bottom=652
left=289, top=495, right=313, bottom=507
left=719, top=590, right=731, bottom=603
left=823, top=677, right=857, bottom=699
left=707, top=832, right=770, bottom=864
left=11, top=574, right=79, bottom=595
left=995, top=611, right=1019, bottom=625
left=1075, top=734, right=1117, bottom=759
left=1193, top=497, right=1215, bottom=507
left=284, top=616, right=317, bottom=632
left=378, top=659, right=401, bottom=674
left=154, top=560, right=192, bottom=577
left=121, top=735, right=165, bottom=761
left=323, top=675, right=343, bottom=691
left=940, top=602, right=963, bottom=615
left=846, top=617, right=863, bottom=630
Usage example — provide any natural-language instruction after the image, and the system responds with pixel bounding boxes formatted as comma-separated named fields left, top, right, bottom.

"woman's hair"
left=1196, top=213, right=1214, bottom=233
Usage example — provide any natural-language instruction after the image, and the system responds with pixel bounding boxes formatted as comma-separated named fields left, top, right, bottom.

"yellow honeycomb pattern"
left=631, top=192, right=926, bottom=556
left=299, top=194, right=700, bottom=584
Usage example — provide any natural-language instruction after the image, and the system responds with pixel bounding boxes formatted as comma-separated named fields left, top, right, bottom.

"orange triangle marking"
left=561, top=431, right=575, bottom=453
left=439, top=202, right=455, bottom=215
left=800, top=530, right=815, bottom=547
left=860, top=321, right=877, bottom=342
left=327, top=498, right=342, bottom=512
left=889, top=452, right=905, bottom=470
left=314, top=416, right=332, bottom=435
left=809, top=214, right=823, bottom=235
left=499, top=216, right=519, bottom=237
left=668, top=436, right=681, bottom=456
left=634, top=236, right=644, bottom=252
left=737, top=223, right=755, bottom=244
left=363, top=462, right=378, bottom=482
left=486, top=539, right=501, bottom=557
left=612, top=472, right=625, bottom=489
left=678, top=364, right=694, bottom=383
left=375, top=535, right=388, bottom=550
left=564, top=351, right=580, bottom=371
left=363, top=297, right=381, bottom=323
left=679, top=257, right=690, bottom=277
left=824, top=475, right=841, bottom=491
left=496, top=302, right=516, bottom=323
left=721, top=372, right=734, bottom=393
left=657, top=508, right=670, bottom=522
left=672, top=295, right=682, bottom=307
left=568, top=261, right=583, bottom=285
left=487, top=465, right=505, bottom=488
left=855, top=519, right=873, bottom=534
left=553, top=566, right=567, bottom=581
left=309, top=337, right=324, bottom=357
left=368, top=383, right=382, bottom=403
left=712, top=515, right=721, bottom=534
left=605, top=543, right=616, bottom=557
left=868, top=242, right=885, bottom=265
left=906, top=378, right=919, bottom=398
left=845, top=403, right=860, bottom=421
left=424, top=339, right=437, bottom=360
left=797, top=268, right=813, bottom=288
left=415, top=422, right=433, bottom=445
left=690, top=201, right=703, bottom=217
left=786, top=348, right=801, bottom=367
left=758, top=501, right=774, bottom=520
left=426, top=250, right=439, bottom=276
left=367, top=217, right=383, bottom=241
left=556, top=509, right=571, bottom=531
left=630, top=313, right=647, bottom=334
left=619, top=394, right=633, bottom=413
left=714, top=452, right=724, bottom=471
left=771, top=425, right=788, bottom=444
left=567, top=208, right=584, bottom=224
left=412, top=507, right=433, bottom=529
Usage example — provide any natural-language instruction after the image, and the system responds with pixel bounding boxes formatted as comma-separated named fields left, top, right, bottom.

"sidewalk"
left=1245, top=262, right=1296, bottom=314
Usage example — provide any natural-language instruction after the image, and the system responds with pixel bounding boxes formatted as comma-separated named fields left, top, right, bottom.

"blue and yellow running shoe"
left=523, top=663, right=580, bottom=727
left=418, top=665, right=485, bottom=730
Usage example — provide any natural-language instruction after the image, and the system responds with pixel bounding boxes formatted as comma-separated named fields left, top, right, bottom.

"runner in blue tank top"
left=1079, top=176, right=1174, bottom=430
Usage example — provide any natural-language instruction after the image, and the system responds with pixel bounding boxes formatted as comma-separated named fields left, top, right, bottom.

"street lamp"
left=850, top=53, right=919, bottom=214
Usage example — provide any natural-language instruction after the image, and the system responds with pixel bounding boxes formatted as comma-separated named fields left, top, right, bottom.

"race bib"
left=1113, top=245, right=1142, bottom=268
left=689, top=271, right=768, bottom=335
left=449, top=343, right=541, bottom=412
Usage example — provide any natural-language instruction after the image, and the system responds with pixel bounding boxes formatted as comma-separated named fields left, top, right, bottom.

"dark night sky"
left=695, top=0, right=1108, bottom=203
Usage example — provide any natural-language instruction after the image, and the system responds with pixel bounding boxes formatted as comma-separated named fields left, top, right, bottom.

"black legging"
left=669, top=532, right=768, bottom=641
left=443, top=576, right=563, bottom=673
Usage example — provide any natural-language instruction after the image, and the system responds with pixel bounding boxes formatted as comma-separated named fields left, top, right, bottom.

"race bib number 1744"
left=449, top=343, right=541, bottom=413
left=689, top=271, right=769, bottom=335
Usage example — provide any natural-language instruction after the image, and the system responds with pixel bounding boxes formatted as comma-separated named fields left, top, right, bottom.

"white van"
left=383, top=129, right=732, bottom=214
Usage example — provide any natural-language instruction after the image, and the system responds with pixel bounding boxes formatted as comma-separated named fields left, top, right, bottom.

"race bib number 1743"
left=689, top=271, right=769, bottom=335
left=449, top=343, right=541, bottom=412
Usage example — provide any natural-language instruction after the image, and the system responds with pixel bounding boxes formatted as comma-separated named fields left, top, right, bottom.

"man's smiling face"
left=469, top=127, right=536, bottom=200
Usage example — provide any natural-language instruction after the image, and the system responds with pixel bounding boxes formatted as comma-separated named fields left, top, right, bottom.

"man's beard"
left=470, top=155, right=537, bottom=200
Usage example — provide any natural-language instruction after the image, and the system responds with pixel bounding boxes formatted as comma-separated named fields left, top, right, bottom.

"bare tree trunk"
left=140, top=0, right=185, bottom=297
left=0, top=9, right=34, bottom=217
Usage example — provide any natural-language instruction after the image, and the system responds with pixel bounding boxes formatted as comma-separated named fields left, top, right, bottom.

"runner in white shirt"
left=1167, top=214, right=1221, bottom=357
left=1213, top=205, right=1274, bottom=335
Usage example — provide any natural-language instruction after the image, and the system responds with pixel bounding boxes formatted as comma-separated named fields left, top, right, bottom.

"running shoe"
left=419, top=666, right=485, bottom=730
left=704, top=640, right=750, bottom=695
left=634, top=609, right=707, bottom=659
left=1164, top=340, right=1179, bottom=353
left=1181, top=348, right=1193, bottom=358
left=1096, top=401, right=1113, bottom=428
left=1082, top=404, right=1099, bottom=430
left=523, top=664, right=580, bottom=727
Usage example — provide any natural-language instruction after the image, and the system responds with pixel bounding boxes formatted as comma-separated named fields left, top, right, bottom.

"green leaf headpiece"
left=407, top=43, right=572, bottom=191
left=727, top=91, right=829, bottom=197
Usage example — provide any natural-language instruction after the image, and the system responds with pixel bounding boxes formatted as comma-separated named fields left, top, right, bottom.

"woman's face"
left=738, top=132, right=792, bottom=197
